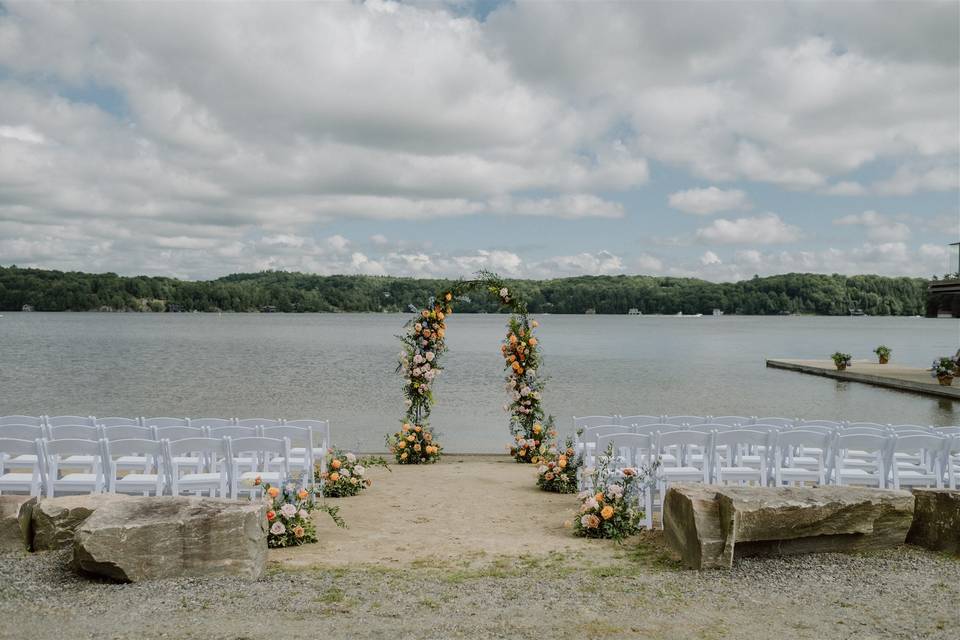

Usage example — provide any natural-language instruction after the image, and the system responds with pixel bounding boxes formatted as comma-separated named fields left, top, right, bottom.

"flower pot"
left=835, top=364, right=847, bottom=371
left=878, top=356, right=889, bottom=365
left=938, top=375, right=954, bottom=387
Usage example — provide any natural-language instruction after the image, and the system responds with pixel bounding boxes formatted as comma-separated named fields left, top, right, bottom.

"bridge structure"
left=926, top=242, right=960, bottom=318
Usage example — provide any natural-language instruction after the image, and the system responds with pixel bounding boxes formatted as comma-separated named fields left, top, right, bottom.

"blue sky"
left=0, top=1, right=957, bottom=281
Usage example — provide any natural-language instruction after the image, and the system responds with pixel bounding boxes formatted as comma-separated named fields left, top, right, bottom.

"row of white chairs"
left=574, top=414, right=960, bottom=434
left=589, top=429, right=960, bottom=530
left=0, top=435, right=316, bottom=500
left=0, top=415, right=319, bottom=430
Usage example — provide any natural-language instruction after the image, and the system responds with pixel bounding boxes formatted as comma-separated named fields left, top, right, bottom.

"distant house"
left=628, top=308, right=641, bottom=315
left=585, top=308, right=596, bottom=315
left=21, top=304, right=34, bottom=312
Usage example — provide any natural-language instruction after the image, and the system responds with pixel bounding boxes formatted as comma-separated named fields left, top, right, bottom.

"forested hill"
left=0, top=266, right=928, bottom=316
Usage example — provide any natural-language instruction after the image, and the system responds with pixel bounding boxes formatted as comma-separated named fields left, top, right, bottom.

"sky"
left=0, top=0, right=958, bottom=282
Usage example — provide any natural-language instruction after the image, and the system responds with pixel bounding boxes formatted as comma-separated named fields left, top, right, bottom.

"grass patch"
left=315, top=587, right=345, bottom=604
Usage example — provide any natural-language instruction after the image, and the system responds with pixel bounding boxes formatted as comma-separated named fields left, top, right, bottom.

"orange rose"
left=424, top=433, right=432, bottom=442
left=528, top=337, right=537, bottom=346
left=402, top=423, right=411, bottom=432
left=601, top=505, right=615, bottom=520
left=267, top=487, right=280, bottom=498
left=398, top=441, right=407, bottom=449
left=329, top=472, right=340, bottom=482
left=293, top=525, right=305, bottom=538
left=595, top=492, right=604, bottom=502
left=414, top=444, right=422, bottom=452
left=266, top=510, right=276, bottom=521
left=414, top=425, right=422, bottom=432
left=406, top=435, right=415, bottom=442
left=331, top=459, right=342, bottom=470
left=558, top=457, right=567, bottom=468
left=298, top=489, right=308, bottom=499
left=253, top=476, right=262, bottom=486
left=421, top=310, right=429, bottom=318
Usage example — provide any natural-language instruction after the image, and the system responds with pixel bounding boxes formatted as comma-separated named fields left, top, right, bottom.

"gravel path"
left=2, top=540, right=958, bottom=640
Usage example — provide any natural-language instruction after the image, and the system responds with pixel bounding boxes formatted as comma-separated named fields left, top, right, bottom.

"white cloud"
left=695, top=214, right=802, bottom=244
left=820, top=181, right=867, bottom=196
left=699, top=250, right=722, bottom=266
left=872, top=165, right=960, bottom=196
left=668, top=187, right=750, bottom=215
left=834, top=210, right=911, bottom=241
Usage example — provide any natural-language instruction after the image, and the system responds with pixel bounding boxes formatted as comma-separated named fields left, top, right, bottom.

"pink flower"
left=425, top=352, right=435, bottom=361
left=281, top=503, right=297, bottom=518
left=270, top=522, right=286, bottom=535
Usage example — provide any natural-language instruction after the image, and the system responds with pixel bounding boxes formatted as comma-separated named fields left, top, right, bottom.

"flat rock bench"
left=663, top=484, right=915, bottom=569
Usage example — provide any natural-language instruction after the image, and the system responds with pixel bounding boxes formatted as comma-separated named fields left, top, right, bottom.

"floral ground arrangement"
left=316, top=448, right=390, bottom=497
left=571, top=445, right=659, bottom=541
left=392, top=270, right=554, bottom=465
left=535, top=435, right=582, bottom=493
left=260, top=480, right=345, bottom=548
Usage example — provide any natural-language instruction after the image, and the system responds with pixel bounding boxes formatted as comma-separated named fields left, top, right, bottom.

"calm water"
left=1, top=313, right=958, bottom=452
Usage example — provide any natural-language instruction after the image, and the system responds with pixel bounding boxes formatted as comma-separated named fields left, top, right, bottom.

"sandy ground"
left=272, top=455, right=625, bottom=569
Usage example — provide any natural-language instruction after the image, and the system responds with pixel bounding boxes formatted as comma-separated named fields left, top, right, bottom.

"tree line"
left=0, top=265, right=929, bottom=316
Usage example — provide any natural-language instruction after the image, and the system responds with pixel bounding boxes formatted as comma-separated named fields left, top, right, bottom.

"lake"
left=1, top=313, right=958, bottom=452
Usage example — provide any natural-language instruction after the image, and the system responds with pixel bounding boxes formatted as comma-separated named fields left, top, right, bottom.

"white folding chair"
left=263, top=426, right=315, bottom=485
left=210, top=426, right=260, bottom=472
left=102, top=425, right=156, bottom=472
left=653, top=430, right=714, bottom=529
left=713, top=429, right=771, bottom=486
left=101, top=438, right=166, bottom=496
left=708, top=416, right=754, bottom=427
left=283, top=419, right=331, bottom=461
left=661, top=415, right=706, bottom=426
left=43, top=439, right=105, bottom=496
left=228, top=436, right=290, bottom=499
left=573, top=416, right=619, bottom=430
left=156, top=426, right=207, bottom=474
left=946, top=437, right=960, bottom=489
left=831, top=433, right=891, bottom=488
left=164, top=437, right=230, bottom=497
left=799, top=419, right=843, bottom=428
left=48, top=425, right=101, bottom=472
left=754, top=417, right=797, bottom=428
left=189, top=418, right=234, bottom=429
left=844, top=422, right=888, bottom=430
left=890, top=435, right=946, bottom=490
left=0, top=438, right=46, bottom=496
left=618, top=415, right=660, bottom=427
left=773, top=430, right=832, bottom=486
left=579, top=425, right=629, bottom=475
left=0, top=424, right=47, bottom=470
left=0, top=415, right=44, bottom=426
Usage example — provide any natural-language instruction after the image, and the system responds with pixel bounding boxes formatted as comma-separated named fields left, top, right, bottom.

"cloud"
left=699, top=250, right=722, bottom=266
left=834, top=210, right=911, bottom=241
left=820, top=181, right=867, bottom=196
left=872, top=164, right=960, bottom=196
left=695, top=214, right=802, bottom=244
left=668, top=187, right=750, bottom=215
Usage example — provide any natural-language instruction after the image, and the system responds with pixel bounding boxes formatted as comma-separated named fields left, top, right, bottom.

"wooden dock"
left=766, top=359, right=960, bottom=400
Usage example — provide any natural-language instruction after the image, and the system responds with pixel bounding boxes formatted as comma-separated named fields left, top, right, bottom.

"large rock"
left=0, top=495, right=34, bottom=553
left=27, top=494, right=131, bottom=551
left=73, top=497, right=268, bottom=582
left=906, top=488, right=960, bottom=555
left=664, top=484, right=915, bottom=569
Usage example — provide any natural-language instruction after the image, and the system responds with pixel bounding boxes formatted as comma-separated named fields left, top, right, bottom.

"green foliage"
left=874, top=345, right=891, bottom=360
left=0, top=266, right=930, bottom=315
left=831, top=352, right=852, bottom=368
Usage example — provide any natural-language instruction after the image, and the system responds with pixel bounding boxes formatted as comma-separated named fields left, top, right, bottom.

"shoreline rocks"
left=906, top=488, right=960, bottom=555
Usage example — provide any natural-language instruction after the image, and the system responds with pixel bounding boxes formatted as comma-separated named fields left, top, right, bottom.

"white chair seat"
left=778, top=467, right=821, bottom=479
left=239, top=471, right=281, bottom=484
left=739, top=455, right=764, bottom=467
left=115, top=455, right=148, bottom=468
left=117, top=473, right=160, bottom=484
left=0, top=472, right=37, bottom=487
left=798, top=447, right=824, bottom=456
left=62, top=455, right=95, bottom=467
left=788, top=455, right=821, bottom=468
left=1, top=454, right=39, bottom=469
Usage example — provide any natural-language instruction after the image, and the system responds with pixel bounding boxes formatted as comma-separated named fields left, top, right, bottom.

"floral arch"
left=387, top=271, right=555, bottom=464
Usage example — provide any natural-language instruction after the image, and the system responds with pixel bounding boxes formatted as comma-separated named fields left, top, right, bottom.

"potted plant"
left=874, top=345, right=891, bottom=365
left=831, top=352, right=852, bottom=371
left=931, top=355, right=958, bottom=386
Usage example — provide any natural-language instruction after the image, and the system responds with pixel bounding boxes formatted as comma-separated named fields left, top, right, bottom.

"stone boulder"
left=0, top=495, right=34, bottom=553
left=906, top=488, right=960, bottom=555
left=73, top=497, right=268, bottom=582
left=664, top=484, right=915, bottom=569
left=26, top=494, right=131, bottom=551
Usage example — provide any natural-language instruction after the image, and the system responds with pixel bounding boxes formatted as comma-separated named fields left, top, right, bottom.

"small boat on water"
left=675, top=312, right=703, bottom=318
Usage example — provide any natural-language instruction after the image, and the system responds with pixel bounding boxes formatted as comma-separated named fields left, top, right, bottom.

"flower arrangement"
left=831, top=352, right=852, bottom=370
left=570, top=444, right=658, bottom=541
left=873, top=345, right=891, bottom=364
left=258, top=479, right=345, bottom=548
left=502, top=315, right=555, bottom=462
left=536, top=435, right=582, bottom=493
left=386, top=422, right=442, bottom=464
left=316, top=448, right=390, bottom=497
left=931, top=351, right=958, bottom=385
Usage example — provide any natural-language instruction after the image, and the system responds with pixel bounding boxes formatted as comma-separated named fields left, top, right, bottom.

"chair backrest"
left=97, top=417, right=143, bottom=427
left=261, top=425, right=314, bottom=451
left=714, top=429, right=772, bottom=448
left=889, top=424, right=934, bottom=434
left=776, top=429, right=832, bottom=451
left=44, top=438, right=103, bottom=466
left=143, top=417, right=191, bottom=428
left=0, top=437, right=42, bottom=458
left=656, top=430, right=714, bottom=449
left=234, top=418, right=282, bottom=428
left=632, top=423, right=683, bottom=435
left=618, top=415, right=660, bottom=427
left=754, top=417, right=796, bottom=428
left=209, top=426, right=259, bottom=439
left=573, top=416, right=619, bottom=429
left=102, top=425, right=155, bottom=441
left=595, top=432, right=651, bottom=467
left=582, top=425, right=629, bottom=446
left=100, top=438, right=166, bottom=491
left=709, top=416, right=754, bottom=427
left=935, top=426, right=960, bottom=435
left=834, top=433, right=890, bottom=457
left=890, top=434, right=945, bottom=456
left=155, top=426, right=206, bottom=440
left=0, top=415, right=44, bottom=426
left=784, top=423, right=834, bottom=434
left=844, top=422, right=887, bottom=430
left=700, top=423, right=751, bottom=433
left=661, top=415, right=706, bottom=426
left=190, top=418, right=234, bottom=428
left=841, top=426, right=888, bottom=436
left=48, top=424, right=100, bottom=441
left=227, top=436, right=290, bottom=474
left=0, top=424, right=46, bottom=440
left=799, top=419, right=843, bottom=428
left=165, top=437, right=228, bottom=458
left=283, top=419, right=330, bottom=447
left=46, top=415, right=95, bottom=427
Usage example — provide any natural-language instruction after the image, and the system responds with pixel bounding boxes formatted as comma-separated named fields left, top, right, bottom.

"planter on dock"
left=938, top=375, right=954, bottom=387
left=831, top=352, right=852, bottom=371
left=878, top=356, right=889, bottom=365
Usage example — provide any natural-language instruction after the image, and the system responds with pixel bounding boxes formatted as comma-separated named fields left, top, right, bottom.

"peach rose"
left=601, top=505, right=615, bottom=520
left=329, top=472, right=340, bottom=482
left=267, top=487, right=280, bottom=498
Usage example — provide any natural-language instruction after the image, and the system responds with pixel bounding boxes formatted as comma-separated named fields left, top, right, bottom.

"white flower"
left=413, top=354, right=424, bottom=364
left=340, top=468, right=351, bottom=478
left=606, top=484, right=624, bottom=498
left=520, top=386, right=530, bottom=397
left=425, top=352, right=435, bottom=361
left=270, top=522, right=286, bottom=535
left=412, top=367, right=421, bottom=376
left=353, top=465, right=365, bottom=476
left=538, top=465, right=548, bottom=474
left=298, top=509, right=308, bottom=519
left=281, top=503, right=297, bottom=518
left=584, top=497, right=598, bottom=510
left=499, top=287, right=508, bottom=298
left=577, top=490, right=592, bottom=500
left=346, top=452, right=357, bottom=463
left=425, top=370, right=435, bottom=380
left=405, top=399, right=413, bottom=407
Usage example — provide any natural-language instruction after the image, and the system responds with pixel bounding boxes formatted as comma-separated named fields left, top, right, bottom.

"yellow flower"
left=401, top=452, right=408, bottom=460
left=532, top=423, right=542, bottom=434
left=519, top=449, right=527, bottom=457
left=558, top=456, right=567, bottom=468
left=531, top=456, right=539, bottom=464
left=437, top=312, right=444, bottom=321
left=406, top=434, right=415, bottom=442
left=601, top=505, right=615, bottom=520
left=531, top=320, right=539, bottom=328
